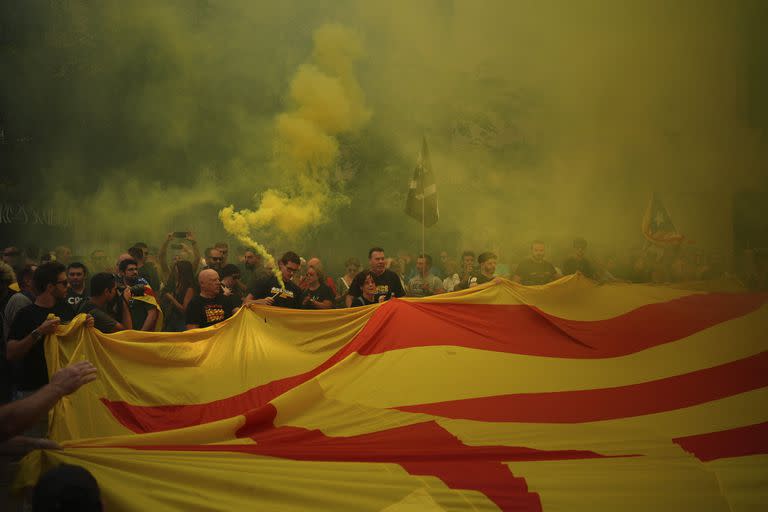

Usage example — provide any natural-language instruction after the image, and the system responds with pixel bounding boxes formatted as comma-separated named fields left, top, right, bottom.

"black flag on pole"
left=405, top=137, right=439, bottom=227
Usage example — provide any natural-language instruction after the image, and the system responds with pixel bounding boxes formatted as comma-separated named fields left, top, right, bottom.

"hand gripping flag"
left=642, top=193, right=687, bottom=246
left=405, top=136, right=439, bottom=227
left=14, top=275, right=768, bottom=511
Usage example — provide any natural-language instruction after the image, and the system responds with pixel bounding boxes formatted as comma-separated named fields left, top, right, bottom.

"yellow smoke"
left=220, top=23, right=370, bottom=274
left=218, top=205, right=281, bottom=286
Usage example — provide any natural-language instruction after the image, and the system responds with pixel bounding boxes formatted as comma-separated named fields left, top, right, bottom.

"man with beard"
left=77, top=272, right=133, bottom=333
left=6, top=263, right=85, bottom=396
left=64, top=262, right=88, bottom=314
left=408, top=254, right=445, bottom=297
left=117, top=258, right=159, bottom=331
left=561, top=237, right=595, bottom=279
left=513, top=240, right=558, bottom=285
left=346, top=247, right=405, bottom=307
left=464, top=252, right=498, bottom=288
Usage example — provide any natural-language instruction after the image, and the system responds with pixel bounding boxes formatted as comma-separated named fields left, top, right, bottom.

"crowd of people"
left=0, top=232, right=759, bottom=405
left=0, top=232, right=762, bottom=511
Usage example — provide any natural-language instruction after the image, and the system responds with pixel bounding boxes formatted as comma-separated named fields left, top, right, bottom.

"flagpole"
left=421, top=184, right=426, bottom=259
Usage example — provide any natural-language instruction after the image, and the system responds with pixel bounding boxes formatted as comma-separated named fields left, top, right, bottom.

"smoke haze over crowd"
left=1, top=0, right=767, bottom=268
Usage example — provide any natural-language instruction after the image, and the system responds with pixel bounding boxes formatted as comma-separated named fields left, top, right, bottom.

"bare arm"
left=114, top=289, right=133, bottom=331
left=0, top=362, right=97, bottom=442
left=188, top=233, right=201, bottom=271
left=140, top=306, right=159, bottom=331
left=6, top=318, right=60, bottom=362
left=181, top=287, right=195, bottom=311
left=312, top=299, right=333, bottom=309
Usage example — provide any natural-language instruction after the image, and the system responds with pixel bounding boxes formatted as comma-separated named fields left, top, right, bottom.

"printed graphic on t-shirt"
left=376, top=285, right=389, bottom=295
left=270, top=287, right=295, bottom=299
left=67, top=296, right=84, bottom=307
left=204, top=304, right=226, bottom=324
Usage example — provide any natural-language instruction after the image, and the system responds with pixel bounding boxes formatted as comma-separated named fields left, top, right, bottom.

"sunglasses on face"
left=210, top=257, right=223, bottom=261
left=56, top=279, right=68, bottom=286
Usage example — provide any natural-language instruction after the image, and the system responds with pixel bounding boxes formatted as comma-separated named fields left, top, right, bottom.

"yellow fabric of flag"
left=13, top=275, right=768, bottom=511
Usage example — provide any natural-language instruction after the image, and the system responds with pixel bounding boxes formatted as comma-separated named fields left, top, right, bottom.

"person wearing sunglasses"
left=6, top=263, right=93, bottom=400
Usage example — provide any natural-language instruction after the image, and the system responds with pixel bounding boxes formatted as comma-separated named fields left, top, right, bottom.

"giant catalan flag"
left=14, top=275, right=768, bottom=511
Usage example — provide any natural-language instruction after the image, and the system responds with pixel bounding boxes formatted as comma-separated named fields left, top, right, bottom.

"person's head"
left=243, top=249, right=261, bottom=267
left=34, top=262, right=68, bottom=298
left=198, top=268, right=221, bottom=297
left=416, top=254, right=433, bottom=276
left=18, top=265, right=36, bottom=293
left=369, top=247, right=386, bottom=274
left=131, top=242, right=149, bottom=259
left=3, top=246, right=22, bottom=268
left=531, top=240, right=546, bottom=262
left=90, top=272, right=117, bottom=300
left=115, top=253, right=131, bottom=272
left=219, top=264, right=240, bottom=288
left=207, top=248, right=224, bottom=270
left=214, top=242, right=229, bottom=264
left=362, top=272, right=377, bottom=297
left=307, top=257, right=323, bottom=273
left=127, top=246, right=145, bottom=264
left=461, top=251, right=475, bottom=271
left=54, top=246, right=72, bottom=265
left=66, top=262, right=87, bottom=290
left=478, top=252, right=498, bottom=276
left=33, top=463, right=102, bottom=512
left=279, top=251, right=301, bottom=282
left=174, top=260, right=195, bottom=289
left=118, top=258, right=139, bottom=284
left=344, top=257, right=361, bottom=276
left=305, top=265, right=323, bottom=287
left=573, top=238, right=587, bottom=259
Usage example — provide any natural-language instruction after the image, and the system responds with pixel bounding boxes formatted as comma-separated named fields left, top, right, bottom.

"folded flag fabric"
left=15, top=275, right=767, bottom=511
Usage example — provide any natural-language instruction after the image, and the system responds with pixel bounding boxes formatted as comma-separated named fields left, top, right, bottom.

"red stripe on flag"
left=101, top=293, right=765, bottom=433
left=360, top=292, right=765, bottom=358
left=103, top=404, right=638, bottom=512
left=395, top=352, right=768, bottom=423
left=674, top=422, right=768, bottom=462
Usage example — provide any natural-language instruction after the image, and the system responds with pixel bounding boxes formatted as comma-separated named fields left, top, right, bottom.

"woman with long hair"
left=162, top=260, right=196, bottom=331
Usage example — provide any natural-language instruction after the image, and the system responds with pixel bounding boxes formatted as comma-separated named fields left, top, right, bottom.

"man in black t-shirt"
left=7, top=263, right=79, bottom=393
left=186, top=269, right=240, bottom=329
left=562, top=237, right=595, bottom=279
left=463, top=252, right=498, bottom=288
left=514, top=240, right=559, bottom=286
left=77, top=273, right=133, bottom=333
left=244, top=251, right=303, bottom=309
left=65, top=262, right=88, bottom=314
left=346, top=247, right=406, bottom=307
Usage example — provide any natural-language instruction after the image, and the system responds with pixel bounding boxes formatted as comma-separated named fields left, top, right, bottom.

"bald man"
left=185, top=269, right=240, bottom=330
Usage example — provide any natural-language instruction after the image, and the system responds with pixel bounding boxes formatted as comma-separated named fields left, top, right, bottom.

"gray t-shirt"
left=3, top=292, right=32, bottom=342
left=408, top=273, right=444, bottom=297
